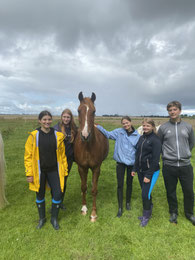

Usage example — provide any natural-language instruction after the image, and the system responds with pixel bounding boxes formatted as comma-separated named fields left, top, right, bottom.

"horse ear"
left=78, top=92, right=83, bottom=102
left=91, top=92, right=96, bottom=103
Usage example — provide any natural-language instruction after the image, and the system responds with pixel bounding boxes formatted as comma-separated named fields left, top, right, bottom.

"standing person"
left=158, top=101, right=195, bottom=225
left=131, top=118, right=161, bottom=227
left=53, top=109, right=77, bottom=210
left=96, top=116, right=140, bottom=217
left=24, top=111, right=68, bottom=230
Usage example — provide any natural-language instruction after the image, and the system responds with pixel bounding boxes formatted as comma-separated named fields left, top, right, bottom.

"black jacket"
left=133, top=131, right=161, bottom=179
left=53, top=123, right=74, bottom=161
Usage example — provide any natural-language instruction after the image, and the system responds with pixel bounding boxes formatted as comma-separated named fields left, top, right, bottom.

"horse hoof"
left=90, top=215, right=97, bottom=222
left=81, top=205, right=88, bottom=216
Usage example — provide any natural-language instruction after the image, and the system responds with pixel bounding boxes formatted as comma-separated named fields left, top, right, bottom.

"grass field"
left=1, top=117, right=195, bottom=260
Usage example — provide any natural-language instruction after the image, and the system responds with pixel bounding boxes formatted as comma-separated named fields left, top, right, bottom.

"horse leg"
left=78, top=166, right=88, bottom=215
left=90, top=166, right=100, bottom=222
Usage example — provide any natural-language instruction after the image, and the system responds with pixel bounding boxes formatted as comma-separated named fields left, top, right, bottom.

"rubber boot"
left=138, top=203, right=153, bottom=221
left=140, top=209, right=152, bottom=227
left=116, top=189, right=123, bottom=218
left=36, top=201, right=46, bottom=229
left=51, top=203, right=60, bottom=230
left=126, top=182, right=132, bottom=211
left=126, top=203, right=131, bottom=211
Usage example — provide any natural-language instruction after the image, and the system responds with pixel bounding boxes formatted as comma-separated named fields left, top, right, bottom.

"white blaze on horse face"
left=81, top=105, right=89, bottom=138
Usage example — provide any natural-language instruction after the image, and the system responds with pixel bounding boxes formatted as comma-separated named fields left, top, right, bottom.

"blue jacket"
left=97, top=125, right=140, bottom=166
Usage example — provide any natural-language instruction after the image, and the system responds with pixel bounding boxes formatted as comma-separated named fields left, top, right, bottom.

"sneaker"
left=187, top=215, right=195, bottom=225
left=169, top=213, right=177, bottom=224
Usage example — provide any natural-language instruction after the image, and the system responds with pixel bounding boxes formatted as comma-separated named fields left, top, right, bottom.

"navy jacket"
left=133, top=131, right=161, bottom=179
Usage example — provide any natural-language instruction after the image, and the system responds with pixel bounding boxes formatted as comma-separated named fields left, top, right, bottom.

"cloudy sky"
left=0, top=0, right=195, bottom=116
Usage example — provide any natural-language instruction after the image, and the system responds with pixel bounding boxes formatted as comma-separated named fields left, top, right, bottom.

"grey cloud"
left=0, top=0, right=195, bottom=115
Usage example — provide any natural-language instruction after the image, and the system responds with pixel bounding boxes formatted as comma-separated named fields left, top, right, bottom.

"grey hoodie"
left=158, top=120, right=194, bottom=166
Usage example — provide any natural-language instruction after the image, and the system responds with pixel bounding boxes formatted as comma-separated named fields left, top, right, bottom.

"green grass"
left=1, top=118, right=195, bottom=260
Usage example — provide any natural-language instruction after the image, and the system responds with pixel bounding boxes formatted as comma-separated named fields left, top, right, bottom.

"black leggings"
left=116, top=162, right=133, bottom=203
left=138, top=172, right=153, bottom=210
left=36, top=169, right=62, bottom=203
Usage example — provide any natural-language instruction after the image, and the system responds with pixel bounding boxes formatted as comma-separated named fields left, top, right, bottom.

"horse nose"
left=80, top=131, right=91, bottom=141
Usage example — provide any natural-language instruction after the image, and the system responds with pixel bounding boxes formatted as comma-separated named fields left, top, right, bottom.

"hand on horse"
left=26, top=176, right=34, bottom=183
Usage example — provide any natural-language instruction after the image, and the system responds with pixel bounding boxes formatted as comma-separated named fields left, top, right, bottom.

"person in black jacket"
left=53, top=109, right=77, bottom=210
left=131, top=118, right=161, bottom=227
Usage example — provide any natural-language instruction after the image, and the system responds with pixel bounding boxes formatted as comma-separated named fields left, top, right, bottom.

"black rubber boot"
left=126, top=203, right=131, bottom=211
left=126, top=185, right=132, bottom=211
left=36, top=201, right=46, bottom=229
left=51, top=203, right=60, bottom=230
left=117, top=208, right=123, bottom=218
left=116, top=189, right=123, bottom=218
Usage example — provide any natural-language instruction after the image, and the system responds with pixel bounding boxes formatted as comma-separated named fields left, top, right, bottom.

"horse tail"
left=0, top=132, right=8, bottom=209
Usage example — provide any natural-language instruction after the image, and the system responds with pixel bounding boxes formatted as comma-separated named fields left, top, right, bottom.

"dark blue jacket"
left=133, top=131, right=161, bottom=179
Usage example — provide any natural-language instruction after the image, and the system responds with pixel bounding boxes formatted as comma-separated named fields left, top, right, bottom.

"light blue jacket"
left=97, top=125, right=140, bottom=166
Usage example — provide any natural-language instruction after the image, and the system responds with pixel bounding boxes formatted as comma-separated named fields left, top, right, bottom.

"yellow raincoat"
left=24, top=129, right=68, bottom=192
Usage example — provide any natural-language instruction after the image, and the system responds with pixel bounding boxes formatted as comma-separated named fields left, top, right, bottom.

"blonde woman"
left=131, top=118, right=161, bottom=227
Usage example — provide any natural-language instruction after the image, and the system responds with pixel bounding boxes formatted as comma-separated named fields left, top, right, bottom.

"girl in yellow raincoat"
left=24, top=111, right=68, bottom=230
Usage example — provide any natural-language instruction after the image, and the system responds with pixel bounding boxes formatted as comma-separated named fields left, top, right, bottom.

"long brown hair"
left=60, top=109, right=77, bottom=143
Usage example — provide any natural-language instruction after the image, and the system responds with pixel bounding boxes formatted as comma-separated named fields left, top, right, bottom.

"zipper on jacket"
left=139, top=137, right=146, bottom=171
left=175, top=122, right=180, bottom=167
left=147, top=159, right=150, bottom=168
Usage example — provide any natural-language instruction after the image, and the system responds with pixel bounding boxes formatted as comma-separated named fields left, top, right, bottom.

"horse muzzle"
left=80, top=132, right=91, bottom=142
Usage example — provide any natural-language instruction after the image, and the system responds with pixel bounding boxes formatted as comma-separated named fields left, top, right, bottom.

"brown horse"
left=74, top=92, right=109, bottom=222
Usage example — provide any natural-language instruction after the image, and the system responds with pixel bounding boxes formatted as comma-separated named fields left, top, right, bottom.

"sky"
left=0, top=0, right=195, bottom=116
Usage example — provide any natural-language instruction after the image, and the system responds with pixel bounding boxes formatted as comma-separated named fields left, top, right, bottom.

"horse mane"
left=0, top=132, right=8, bottom=209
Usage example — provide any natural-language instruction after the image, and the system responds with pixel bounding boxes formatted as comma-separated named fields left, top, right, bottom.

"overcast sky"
left=0, top=0, right=195, bottom=116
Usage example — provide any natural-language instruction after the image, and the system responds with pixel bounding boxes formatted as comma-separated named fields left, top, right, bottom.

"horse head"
left=78, top=92, right=96, bottom=142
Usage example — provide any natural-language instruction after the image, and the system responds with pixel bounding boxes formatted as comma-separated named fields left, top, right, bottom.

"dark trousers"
left=138, top=172, right=153, bottom=210
left=116, top=163, right=133, bottom=207
left=63, top=159, right=73, bottom=192
left=36, top=169, right=62, bottom=203
left=163, top=164, right=194, bottom=217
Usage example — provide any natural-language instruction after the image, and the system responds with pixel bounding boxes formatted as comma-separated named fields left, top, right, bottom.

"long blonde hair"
left=60, top=109, right=77, bottom=143
left=0, top=132, right=8, bottom=209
